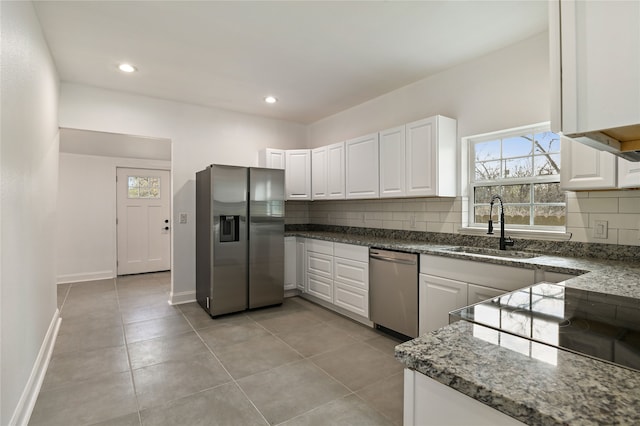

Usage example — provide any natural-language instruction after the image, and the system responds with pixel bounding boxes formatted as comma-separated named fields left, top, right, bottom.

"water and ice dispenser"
left=220, top=215, right=240, bottom=242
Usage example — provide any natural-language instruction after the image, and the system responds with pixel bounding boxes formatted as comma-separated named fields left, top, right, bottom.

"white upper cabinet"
left=560, top=136, right=617, bottom=190
left=550, top=0, right=640, bottom=135
left=311, top=146, right=328, bottom=200
left=258, top=148, right=286, bottom=169
left=406, top=116, right=457, bottom=197
left=326, top=142, right=346, bottom=199
left=379, top=116, right=457, bottom=198
left=618, top=158, right=640, bottom=189
left=312, top=142, right=345, bottom=200
left=379, top=126, right=406, bottom=198
left=345, top=133, right=379, bottom=199
left=285, top=149, right=311, bottom=200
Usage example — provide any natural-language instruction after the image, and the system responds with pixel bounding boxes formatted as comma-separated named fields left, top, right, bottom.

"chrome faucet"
left=487, top=194, right=514, bottom=250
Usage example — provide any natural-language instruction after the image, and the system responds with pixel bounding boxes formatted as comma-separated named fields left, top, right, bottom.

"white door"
left=379, top=125, right=406, bottom=198
left=345, top=133, right=379, bottom=199
left=117, top=168, right=171, bottom=275
left=311, top=146, right=328, bottom=200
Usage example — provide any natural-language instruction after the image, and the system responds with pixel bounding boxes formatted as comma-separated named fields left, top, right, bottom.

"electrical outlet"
left=179, top=213, right=188, bottom=224
left=594, top=220, right=608, bottom=239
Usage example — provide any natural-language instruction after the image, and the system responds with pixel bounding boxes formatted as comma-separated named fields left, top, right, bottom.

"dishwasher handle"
left=369, top=251, right=417, bottom=265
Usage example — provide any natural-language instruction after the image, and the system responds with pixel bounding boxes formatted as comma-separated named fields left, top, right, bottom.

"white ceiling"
left=34, top=1, right=548, bottom=124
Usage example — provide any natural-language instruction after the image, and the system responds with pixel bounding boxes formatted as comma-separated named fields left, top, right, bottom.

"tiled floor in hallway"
left=31, top=272, right=405, bottom=426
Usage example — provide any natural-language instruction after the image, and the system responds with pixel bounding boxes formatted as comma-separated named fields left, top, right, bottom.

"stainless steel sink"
left=442, top=246, right=540, bottom=259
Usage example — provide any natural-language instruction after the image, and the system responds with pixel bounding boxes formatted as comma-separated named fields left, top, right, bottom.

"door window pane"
left=128, top=176, right=161, bottom=199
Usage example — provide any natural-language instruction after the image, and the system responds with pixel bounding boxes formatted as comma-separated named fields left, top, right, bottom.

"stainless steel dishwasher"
left=369, top=248, right=418, bottom=338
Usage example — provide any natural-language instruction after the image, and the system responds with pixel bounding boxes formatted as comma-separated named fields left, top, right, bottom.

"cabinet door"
left=285, top=149, right=311, bottom=200
left=560, top=136, right=616, bottom=190
left=311, top=146, right=328, bottom=200
left=555, top=0, right=640, bottom=134
left=327, top=142, right=346, bottom=199
left=406, top=118, right=436, bottom=197
left=467, top=284, right=504, bottom=305
left=334, top=257, right=368, bottom=291
left=259, top=148, right=286, bottom=169
left=345, top=133, right=379, bottom=199
left=296, top=239, right=306, bottom=292
left=618, top=157, right=640, bottom=189
left=406, top=116, right=457, bottom=197
left=306, top=251, right=332, bottom=279
left=334, top=281, right=368, bottom=317
left=379, top=126, right=406, bottom=198
left=284, top=237, right=296, bottom=290
left=419, top=274, right=468, bottom=335
left=306, top=273, right=333, bottom=303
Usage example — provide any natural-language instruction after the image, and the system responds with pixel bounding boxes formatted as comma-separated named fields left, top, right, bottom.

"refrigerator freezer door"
left=210, top=165, right=248, bottom=316
left=248, top=167, right=285, bottom=309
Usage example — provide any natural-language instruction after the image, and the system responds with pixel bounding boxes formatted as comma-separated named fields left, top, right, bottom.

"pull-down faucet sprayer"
left=487, top=194, right=514, bottom=250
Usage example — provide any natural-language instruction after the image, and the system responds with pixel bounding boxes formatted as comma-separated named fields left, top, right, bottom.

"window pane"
left=139, top=177, right=150, bottom=188
left=501, top=184, right=530, bottom=203
left=150, top=187, right=160, bottom=198
left=503, top=135, right=533, bottom=158
left=534, top=132, right=560, bottom=154
left=503, top=157, right=532, bottom=178
left=534, top=183, right=564, bottom=203
left=128, top=188, right=139, bottom=198
left=475, top=161, right=501, bottom=181
left=534, top=205, right=566, bottom=226
left=474, top=205, right=491, bottom=223
left=474, top=186, right=499, bottom=203
left=475, top=140, right=500, bottom=161
left=504, top=205, right=530, bottom=225
left=151, top=178, right=160, bottom=188
left=128, top=176, right=138, bottom=188
left=534, top=154, right=561, bottom=176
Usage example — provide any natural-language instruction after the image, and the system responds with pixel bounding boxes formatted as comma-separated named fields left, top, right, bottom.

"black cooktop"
left=450, top=282, right=640, bottom=371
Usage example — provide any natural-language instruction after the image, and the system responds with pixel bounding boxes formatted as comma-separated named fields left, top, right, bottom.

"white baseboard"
left=56, top=270, right=114, bottom=284
left=169, top=290, right=196, bottom=305
left=10, top=309, right=61, bottom=426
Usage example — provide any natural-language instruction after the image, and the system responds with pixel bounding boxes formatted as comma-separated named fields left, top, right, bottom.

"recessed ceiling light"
left=118, top=63, right=137, bottom=73
left=264, top=96, right=278, bottom=104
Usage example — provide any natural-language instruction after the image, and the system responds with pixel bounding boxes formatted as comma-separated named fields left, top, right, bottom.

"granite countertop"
left=288, top=229, right=640, bottom=425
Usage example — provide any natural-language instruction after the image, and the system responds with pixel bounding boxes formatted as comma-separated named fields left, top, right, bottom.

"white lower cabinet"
left=419, top=275, right=467, bottom=335
left=467, top=284, right=505, bottom=305
left=284, top=236, right=296, bottom=291
left=307, top=273, right=333, bottom=303
left=419, top=254, right=536, bottom=335
left=404, top=369, right=526, bottom=426
left=296, top=238, right=306, bottom=292
left=303, top=239, right=369, bottom=318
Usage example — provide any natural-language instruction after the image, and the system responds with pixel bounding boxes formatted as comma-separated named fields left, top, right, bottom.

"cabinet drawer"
left=334, top=281, right=368, bottom=317
left=307, top=273, right=333, bottom=303
left=306, top=239, right=334, bottom=255
left=420, top=255, right=534, bottom=292
left=334, top=242, right=368, bottom=262
left=334, top=258, right=368, bottom=291
left=307, top=252, right=332, bottom=278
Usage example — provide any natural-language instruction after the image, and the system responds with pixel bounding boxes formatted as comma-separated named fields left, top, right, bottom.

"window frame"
left=465, top=122, right=566, bottom=233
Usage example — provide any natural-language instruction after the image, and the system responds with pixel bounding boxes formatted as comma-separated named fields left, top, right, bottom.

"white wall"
left=58, top=84, right=307, bottom=302
left=57, top=153, right=171, bottom=283
left=0, top=2, right=60, bottom=424
left=308, top=32, right=550, bottom=147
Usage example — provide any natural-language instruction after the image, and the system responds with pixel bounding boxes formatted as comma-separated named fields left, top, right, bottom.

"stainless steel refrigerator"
left=196, top=164, right=285, bottom=316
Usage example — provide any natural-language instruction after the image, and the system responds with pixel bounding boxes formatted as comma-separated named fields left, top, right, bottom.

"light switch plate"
left=594, top=220, right=608, bottom=239
left=179, top=213, right=188, bottom=224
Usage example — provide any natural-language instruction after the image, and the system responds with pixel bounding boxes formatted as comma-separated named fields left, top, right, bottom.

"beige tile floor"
left=30, top=272, right=405, bottom=426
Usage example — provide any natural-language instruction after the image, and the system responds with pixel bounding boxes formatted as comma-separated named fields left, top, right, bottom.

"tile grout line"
left=114, top=276, right=144, bottom=426
left=182, top=308, right=271, bottom=426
